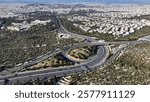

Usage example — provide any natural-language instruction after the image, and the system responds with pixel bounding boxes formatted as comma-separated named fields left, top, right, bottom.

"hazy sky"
left=0, top=0, right=150, bottom=4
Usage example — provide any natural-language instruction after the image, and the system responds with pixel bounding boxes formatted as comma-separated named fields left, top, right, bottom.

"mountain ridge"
left=0, top=0, right=150, bottom=4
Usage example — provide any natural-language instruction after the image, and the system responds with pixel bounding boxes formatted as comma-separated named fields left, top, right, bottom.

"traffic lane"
left=81, top=46, right=106, bottom=67
left=82, top=46, right=109, bottom=71
left=62, top=43, right=105, bottom=62
left=0, top=59, right=91, bottom=81
left=0, top=46, right=108, bottom=75
left=0, top=45, right=108, bottom=84
left=0, top=67, right=86, bottom=85
left=0, top=49, right=106, bottom=82
left=0, top=50, right=62, bottom=76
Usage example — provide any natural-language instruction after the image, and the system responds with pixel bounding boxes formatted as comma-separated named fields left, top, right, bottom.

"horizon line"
left=0, top=2, right=150, bottom=5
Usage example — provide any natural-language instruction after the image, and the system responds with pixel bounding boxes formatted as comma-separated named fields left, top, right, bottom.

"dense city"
left=0, top=3, right=150, bottom=85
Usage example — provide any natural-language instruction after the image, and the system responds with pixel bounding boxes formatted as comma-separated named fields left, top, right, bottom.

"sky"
left=0, top=0, right=150, bottom=4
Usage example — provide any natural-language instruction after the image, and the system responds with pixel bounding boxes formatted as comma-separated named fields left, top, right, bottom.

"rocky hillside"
left=71, top=42, right=150, bottom=85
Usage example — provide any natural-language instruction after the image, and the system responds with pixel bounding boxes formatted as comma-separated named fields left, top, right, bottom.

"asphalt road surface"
left=0, top=12, right=148, bottom=85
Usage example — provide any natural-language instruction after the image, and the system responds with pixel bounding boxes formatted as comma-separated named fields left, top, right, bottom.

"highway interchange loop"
left=0, top=13, right=148, bottom=85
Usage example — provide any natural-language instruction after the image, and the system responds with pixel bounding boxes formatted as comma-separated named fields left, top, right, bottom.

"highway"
left=0, top=45, right=109, bottom=85
left=0, top=12, right=148, bottom=85
left=0, top=49, right=62, bottom=76
left=0, top=17, right=110, bottom=84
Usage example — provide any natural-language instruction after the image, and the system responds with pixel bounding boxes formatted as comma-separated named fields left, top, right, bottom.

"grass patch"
left=68, top=46, right=97, bottom=60
left=71, top=42, right=150, bottom=85
left=20, top=54, right=75, bottom=72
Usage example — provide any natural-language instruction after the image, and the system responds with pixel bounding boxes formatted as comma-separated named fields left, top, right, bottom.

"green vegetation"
left=18, top=77, right=60, bottom=85
left=69, top=46, right=97, bottom=60
left=0, top=14, right=79, bottom=69
left=71, top=42, right=150, bottom=85
left=61, top=17, right=120, bottom=41
left=61, top=15, right=150, bottom=41
left=117, top=26, right=150, bottom=41
left=61, top=18, right=85, bottom=35
left=0, top=21, right=58, bottom=67
left=21, top=54, right=75, bottom=72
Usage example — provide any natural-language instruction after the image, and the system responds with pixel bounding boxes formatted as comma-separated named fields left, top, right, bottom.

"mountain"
left=0, top=0, right=150, bottom=4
